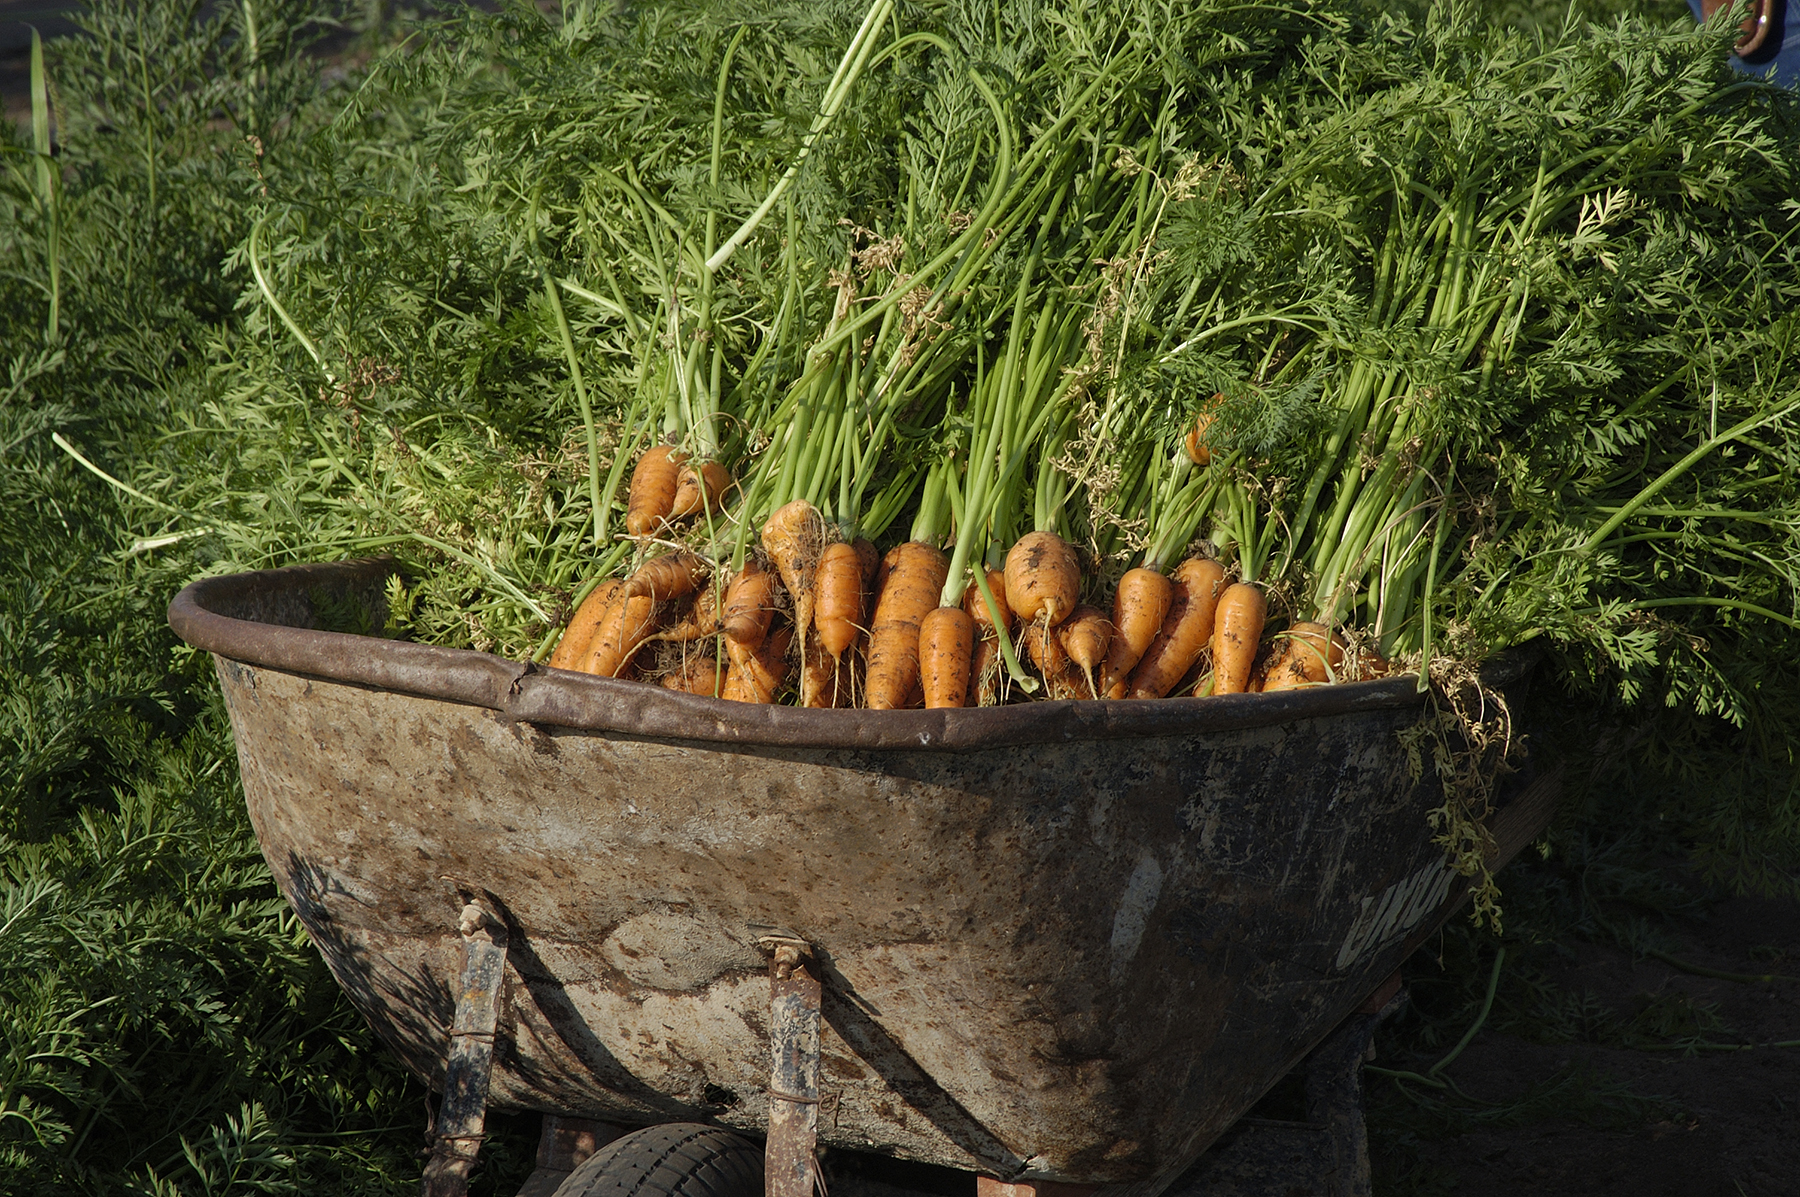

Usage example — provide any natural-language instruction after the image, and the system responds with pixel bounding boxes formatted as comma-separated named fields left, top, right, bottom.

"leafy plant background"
left=1, top=0, right=1789, bottom=1193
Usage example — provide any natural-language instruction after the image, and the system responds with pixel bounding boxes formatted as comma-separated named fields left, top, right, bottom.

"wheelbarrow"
left=168, top=558, right=1559, bottom=1197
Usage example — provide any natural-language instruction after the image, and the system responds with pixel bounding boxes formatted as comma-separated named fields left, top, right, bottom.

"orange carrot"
left=1022, top=622, right=1084, bottom=700
left=799, top=630, right=839, bottom=708
left=920, top=607, right=975, bottom=709
left=869, top=550, right=891, bottom=606
left=577, top=590, right=661, bottom=679
left=1049, top=662, right=1087, bottom=701
left=1099, top=568, right=1172, bottom=698
left=963, top=567, right=1013, bottom=632
left=762, top=500, right=824, bottom=599
left=865, top=542, right=949, bottom=710
left=722, top=559, right=778, bottom=647
left=814, top=542, right=864, bottom=659
left=762, top=499, right=825, bottom=653
left=1211, top=582, right=1267, bottom=695
left=1353, top=648, right=1392, bottom=680
left=969, top=635, right=1000, bottom=706
left=662, top=653, right=723, bottom=695
left=624, top=551, right=707, bottom=603
left=548, top=580, right=621, bottom=671
left=1261, top=621, right=1344, bottom=693
left=1126, top=557, right=1226, bottom=699
left=1058, top=604, right=1113, bottom=699
left=626, top=445, right=686, bottom=536
left=653, top=585, right=720, bottom=642
left=841, top=625, right=871, bottom=708
left=1020, top=621, right=1067, bottom=679
left=723, top=625, right=793, bottom=703
left=670, top=460, right=733, bottom=518
left=853, top=537, right=880, bottom=588
left=1004, top=530, right=1080, bottom=627
left=1184, top=397, right=1223, bottom=466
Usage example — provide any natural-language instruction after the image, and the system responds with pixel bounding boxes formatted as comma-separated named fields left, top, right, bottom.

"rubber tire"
left=552, top=1123, right=764, bottom=1197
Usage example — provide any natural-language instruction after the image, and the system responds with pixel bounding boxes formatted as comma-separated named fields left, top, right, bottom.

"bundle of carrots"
left=226, top=0, right=1799, bottom=739
left=547, top=454, right=1389, bottom=707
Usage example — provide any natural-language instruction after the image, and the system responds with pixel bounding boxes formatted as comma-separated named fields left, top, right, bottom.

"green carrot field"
left=3, top=0, right=1797, bottom=1192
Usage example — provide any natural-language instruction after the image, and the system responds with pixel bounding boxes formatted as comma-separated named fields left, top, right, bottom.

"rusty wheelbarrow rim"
left=168, top=557, right=1523, bottom=751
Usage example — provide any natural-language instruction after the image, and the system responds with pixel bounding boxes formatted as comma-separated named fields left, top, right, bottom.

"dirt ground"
left=1368, top=886, right=1800, bottom=1197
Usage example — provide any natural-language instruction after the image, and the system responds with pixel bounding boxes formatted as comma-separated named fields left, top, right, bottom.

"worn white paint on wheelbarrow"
left=1333, top=856, right=1459, bottom=972
left=1109, top=852, right=1165, bottom=983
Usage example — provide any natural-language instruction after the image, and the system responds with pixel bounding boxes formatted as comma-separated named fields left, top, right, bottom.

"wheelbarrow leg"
left=1162, top=973, right=1405, bottom=1197
left=1300, top=973, right=1404, bottom=1197
left=422, top=902, right=509, bottom=1197
left=761, top=937, right=821, bottom=1197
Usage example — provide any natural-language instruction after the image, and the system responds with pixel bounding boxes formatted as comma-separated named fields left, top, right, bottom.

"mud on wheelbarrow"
left=167, top=557, right=1559, bottom=1197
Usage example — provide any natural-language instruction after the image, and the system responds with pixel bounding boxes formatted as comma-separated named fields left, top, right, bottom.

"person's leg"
left=1692, top=0, right=1800, bottom=85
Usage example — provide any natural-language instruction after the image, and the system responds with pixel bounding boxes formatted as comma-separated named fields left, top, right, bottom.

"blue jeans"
left=1690, top=0, right=1800, bottom=85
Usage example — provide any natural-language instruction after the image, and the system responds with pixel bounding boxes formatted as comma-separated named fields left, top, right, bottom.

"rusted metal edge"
left=168, top=558, right=1536, bottom=752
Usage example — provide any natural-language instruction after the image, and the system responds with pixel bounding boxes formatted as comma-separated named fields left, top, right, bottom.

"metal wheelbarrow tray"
left=168, top=558, right=1558, bottom=1194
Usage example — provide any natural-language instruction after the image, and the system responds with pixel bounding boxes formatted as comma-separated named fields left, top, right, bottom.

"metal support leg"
left=762, top=937, right=821, bottom=1197
left=1163, top=975, right=1407, bottom=1197
left=1298, top=987, right=1400, bottom=1197
left=423, top=902, right=510, bottom=1197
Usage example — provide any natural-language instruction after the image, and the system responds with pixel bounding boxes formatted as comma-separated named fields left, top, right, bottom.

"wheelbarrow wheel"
left=552, top=1123, right=763, bottom=1197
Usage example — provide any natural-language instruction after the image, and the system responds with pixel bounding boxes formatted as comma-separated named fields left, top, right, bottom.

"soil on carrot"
left=1369, top=866, right=1800, bottom=1197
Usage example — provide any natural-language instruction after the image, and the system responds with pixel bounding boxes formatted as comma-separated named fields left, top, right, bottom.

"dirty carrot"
left=1100, top=567, right=1173, bottom=698
left=722, top=559, right=777, bottom=646
left=548, top=579, right=621, bottom=671
left=662, top=653, right=724, bottom=695
left=670, top=460, right=733, bottom=518
left=963, top=567, right=1012, bottom=632
left=626, top=445, right=686, bottom=536
left=625, top=550, right=707, bottom=602
left=852, top=537, right=880, bottom=588
left=577, top=589, right=661, bottom=679
left=866, top=541, right=949, bottom=710
left=799, top=631, right=840, bottom=708
left=1261, top=621, right=1343, bottom=692
left=723, top=625, right=793, bottom=703
left=1020, top=620, right=1066, bottom=679
left=814, top=541, right=864, bottom=659
left=920, top=606, right=975, bottom=708
left=1126, top=557, right=1226, bottom=699
left=1022, top=621, right=1087, bottom=699
left=1004, top=530, right=1080, bottom=627
left=1211, top=582, right=1267, bottom=695
left=1058, top=604, right=1112, bottom=699
left=763, top=498, right=826, bottom=644
left=653, top=585, right=720, bottom=642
